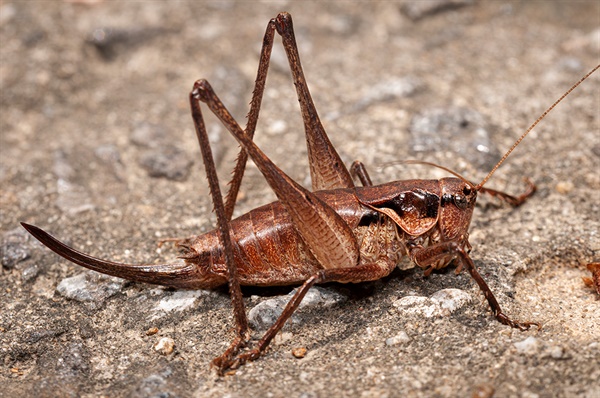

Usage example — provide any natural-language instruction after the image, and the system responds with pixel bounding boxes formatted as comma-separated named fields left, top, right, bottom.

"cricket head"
left=400, top=176, right=477, bottom=276
left=437, top=177, right=477, bottom=244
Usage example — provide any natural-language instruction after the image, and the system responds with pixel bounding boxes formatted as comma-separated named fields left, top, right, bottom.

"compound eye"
left=454, top=194, right=468, bottom=209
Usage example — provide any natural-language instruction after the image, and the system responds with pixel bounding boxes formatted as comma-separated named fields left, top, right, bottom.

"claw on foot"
left=211, top=335, right=250, bottom=375
left=213, top=344, right=264, bottom=374
left=496, top=312, right=541, bottom=331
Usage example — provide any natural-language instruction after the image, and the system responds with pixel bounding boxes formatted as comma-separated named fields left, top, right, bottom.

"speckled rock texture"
left=1, top=2, right=598, bottom=397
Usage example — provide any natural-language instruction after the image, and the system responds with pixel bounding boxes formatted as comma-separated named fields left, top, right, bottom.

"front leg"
left=410, top=241, right=540, bottom=331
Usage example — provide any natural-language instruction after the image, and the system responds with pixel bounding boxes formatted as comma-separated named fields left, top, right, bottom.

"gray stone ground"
left=1, top=1, right=599, bottom=397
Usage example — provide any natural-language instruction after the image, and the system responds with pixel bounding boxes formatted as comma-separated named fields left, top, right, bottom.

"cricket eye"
left=454, top=194, right=468, bottom=209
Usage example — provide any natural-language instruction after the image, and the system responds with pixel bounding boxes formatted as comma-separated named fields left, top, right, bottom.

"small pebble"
left=430, top=288, right=473, bottom=313
left=555, top=181, right=574, bottom=194
left=292, top=347, right=307, bottom=359
left=385, top=331, right=410, bottom=346
left=393, top=288, right=472, bottom=318
left=151, top=290, right=208, bottom=320
left=154, top=337, right=175, bottom=355
left=514, top=336, right=540, bottom=356
left=56, top=272, right=126, bottom=306
left=392, top=295, right=438, bottom=318
left=471, top=383, right=495, bottom=398
left=146, top=327, right=159, bottom=336
left=248, top=286, right=346, bottom=331
left=1, top=241, right=30, bottom=269
left=21, top=264, right=40, bottom=282
left=400, top=0, right=474, bottom=21
left=1, top=228, right=31, bottom=269
left=139, top=145, right=193, bottom=181
left=548, top=345, right=564, bottom=359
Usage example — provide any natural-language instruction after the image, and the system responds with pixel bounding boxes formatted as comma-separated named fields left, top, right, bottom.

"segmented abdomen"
left=189, top=201, right=323, bottom=286
left=187, top=189, right=367, bottom=287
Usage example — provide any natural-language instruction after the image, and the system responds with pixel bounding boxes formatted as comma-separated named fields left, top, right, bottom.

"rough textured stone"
left=248, top=286, right=347, bottom=331
left=56, top=272, right=127, bottom=308
left=393, top=288, right=472, bottom=318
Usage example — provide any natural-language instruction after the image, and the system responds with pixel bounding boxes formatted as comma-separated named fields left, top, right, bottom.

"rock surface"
left=1, top=2, right=599, bottom=397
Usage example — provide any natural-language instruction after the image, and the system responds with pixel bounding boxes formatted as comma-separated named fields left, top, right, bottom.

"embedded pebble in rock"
left=555, top=181, right=574, bottom=194
left=393, top=295, right=438, bottom=318
left=153, top=337, right=175, bottom=355
left=385, top=331, right=411, bottom=346
left=393, top=288, right=472, bottom=318
left=408, top=107, right=499, bottom=169
left=248, top=286, right=347, bottom=331
left=21, top=264, right=40, bottom=282
left=1, top=228, right=30, bottom=269
left=53, top=150, right=95, bottom=215
left=56, top=342, right=90, bottom=378
left=328, top=76, right=422, bottom=120
left=297, top=286, right=347, bottom=308
left=132, top=368, right=174, bottom=398
left=56, top=272, right=127, bottom=306
left=139, top=145, right=193, bottom=181
left=291, top=347, right=308, bottom=359
left=88, top=26, right=173, bottom=61
left=547, top=345, right=565, bottom=360
left=130, top=122, right=167, bottom=148
left=430, top=288, right=473, bottom=313
left=150, top=290, right=210, bottom=320
left=94, top=144, right=126, bottom=181
left=514, top=336, right=541, bottom=356
left=0, top=240, right=29, bottom=269
left=249, top=296, right=286, bottom=331
left=400, top=0, right=474, bottom=21
left=146, top=327, right=159, bottom=336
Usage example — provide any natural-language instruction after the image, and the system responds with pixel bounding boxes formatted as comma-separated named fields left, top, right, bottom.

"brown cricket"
left=21, top=13, right=599, bottom=373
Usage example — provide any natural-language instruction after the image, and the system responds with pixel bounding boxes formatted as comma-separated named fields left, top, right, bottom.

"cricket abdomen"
left=187, top=189, right=373, bottom=287
left=187, top=201, right=323, bottom=287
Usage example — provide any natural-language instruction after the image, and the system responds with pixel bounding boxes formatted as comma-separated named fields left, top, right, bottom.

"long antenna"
left=476, top=64, right=599, bottom=191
